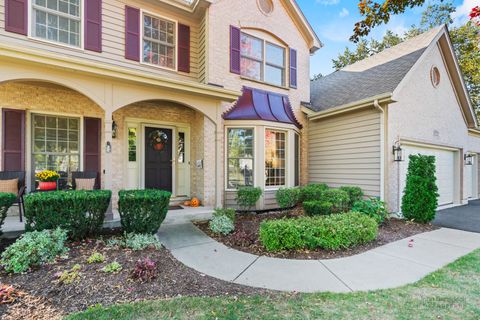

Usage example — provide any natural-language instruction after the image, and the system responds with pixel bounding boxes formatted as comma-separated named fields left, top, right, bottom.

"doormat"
left=169, top=206, right=184, bottom=210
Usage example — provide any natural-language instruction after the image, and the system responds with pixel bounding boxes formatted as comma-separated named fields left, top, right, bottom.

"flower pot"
left=39, top=181, right=57, bottom=191
left=153, top=143, right=165, bottom=151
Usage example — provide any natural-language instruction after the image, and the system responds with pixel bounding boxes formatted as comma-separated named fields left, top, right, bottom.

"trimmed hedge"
left=0, top=193, right=17, bottom=236
left=118, top=189, right=171, bottom=234
left=401, top=154, right=439, bottom=223
left=303, top=200, right=333, bottom=216
left=275, top=187, right=301, bottom=209
left=236, top=187, right=262, bottom=211
left=340, top=186, right=364, bottom=209
left=300, top=183, right=329, bottom=202
left=259, top=212, right=378, bottom=252
left=321, top=189, right=350, bottom=213
left=24, top=190, right=111, bottom=240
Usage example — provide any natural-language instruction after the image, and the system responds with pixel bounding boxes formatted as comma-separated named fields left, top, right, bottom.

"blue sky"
left=295, top=0, right=477, bottom=77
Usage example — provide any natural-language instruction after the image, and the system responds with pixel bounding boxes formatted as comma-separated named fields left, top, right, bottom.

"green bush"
left=87, top=252, right=105, bottom=264
left=303, top=200, right=333, bottom=216
left=352, top=198, right=388, bottom=224
left=340, top=186, right=364, bottom=209
left=213, top=207, right=236, bottom=222
left=1, top=228, right=68, bottom=273
left=118, top=189, right=171, bottom=234
left=107, top=233, right=161, bottom=250
left=209, top=215, right=235, bottom=235
left=24, top=190, right=111, bottom=240
left=275, top=187, right=301, bottom=208
left=236, top=187, right=262, bottom=211
left=321, top=189, right=350, bottom=213
left=259, top=212, right=378, bottom=252
left=401, top=155, right=439, bottom=223
left=0, top=193, right=17, bottom=236
left=300, top=183, right=329, bottom=202
left=102, top=262, right=122, bottom=273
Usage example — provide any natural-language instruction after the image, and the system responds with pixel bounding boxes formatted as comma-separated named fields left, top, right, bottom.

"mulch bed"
left=195, top=208, right=439, bottom=260
left=0, top=234, right=269, bottom=319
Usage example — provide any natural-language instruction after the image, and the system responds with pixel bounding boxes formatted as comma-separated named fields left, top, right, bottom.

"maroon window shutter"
left=230, top=25, right=241, bottom=74
left=289, top=48, right=297, bottom=88
left=177, top=23, right=190, bottom=73
left=2, top=109, right=25, bottom=171
left=125, top=6, right=140, bottom=61
left=5, top=0, right=27, bottom=35
left=85, top=0, right=102, bottom=52
left=84, top=117, right=101, bottom=184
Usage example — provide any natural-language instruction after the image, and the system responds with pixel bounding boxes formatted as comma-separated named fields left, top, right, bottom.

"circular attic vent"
left=430, top=66, right=440, bottom=88
left=258, top=0, right=274, bottom=15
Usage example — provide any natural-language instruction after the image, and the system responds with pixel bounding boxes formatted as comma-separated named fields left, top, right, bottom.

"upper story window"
left=143, top=14, right=176, bottom=70
left=240, top=33, right=286, bottom=87
left=32, top=0, right=81, bottom=47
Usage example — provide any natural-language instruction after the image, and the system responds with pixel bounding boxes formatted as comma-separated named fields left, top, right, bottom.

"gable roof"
left=309, top=27, right=441, bottom=112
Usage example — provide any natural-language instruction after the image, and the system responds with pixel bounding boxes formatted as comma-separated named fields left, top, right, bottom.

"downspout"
left=373, top=100, right=386, bottom=202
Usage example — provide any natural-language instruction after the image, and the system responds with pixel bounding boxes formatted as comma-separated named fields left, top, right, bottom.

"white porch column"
left=215, top=103, right=225, bottom=208
left=104, top=113, right=113, bottom=191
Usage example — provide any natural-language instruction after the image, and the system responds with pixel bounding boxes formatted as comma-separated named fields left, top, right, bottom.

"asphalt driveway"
left=434, top=200, right=480, bottom=233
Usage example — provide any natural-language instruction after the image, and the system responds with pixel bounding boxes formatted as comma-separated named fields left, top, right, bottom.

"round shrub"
left=236, top=187, right=262, bottom=211
left=24, top=190, right=112, bottom=240
left=1, top=228, right=68, bottom=273
left=340, top=186, right=364, bottom=209
left=209, top=215, right=235, bottom=235
left=300, top=183, right=329, bottom=202
left=401, top=155, right=439, bottom=223
left=213, top=207, right=236, bottom=222
left=275, top=187, right=301, bottom=209
left=118, top=189, right=171, bottom=234
left=303, top=200, right=333, bottom=216
left=259, top=212, right=378, bottom=252
left=0, top=193, right=17, bottom=236
left=321, top=189, right=350, bottom=213
left=352, top=198, right=388, bottom=224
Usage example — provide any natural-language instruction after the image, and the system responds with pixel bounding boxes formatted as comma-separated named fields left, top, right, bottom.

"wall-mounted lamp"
left=464, top=153, right=474, bottom=166
left=393, top=141, right=404, bottom=162
left=112, top=120, right=118, bottom=139
left=106, top=141, right=112, bottom=154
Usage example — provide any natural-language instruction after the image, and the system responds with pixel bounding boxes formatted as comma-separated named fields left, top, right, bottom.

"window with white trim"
left=227, top=128, right=254, bottom=189
left=32, top=0, right=81, bottom=47
left=143, top=13, right=176, bottom=69
left=240, top=32, right=286, bottom=86
left=265, top=129, right=286, bottom=187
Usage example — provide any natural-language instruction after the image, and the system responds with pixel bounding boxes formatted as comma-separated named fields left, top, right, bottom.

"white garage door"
left=400, top=146, right=456, bottom=206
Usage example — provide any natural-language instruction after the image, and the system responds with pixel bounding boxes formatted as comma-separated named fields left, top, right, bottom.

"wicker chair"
left=0, top=171, right=26, bottom=222
left=71, top=171, right=99, bottom=190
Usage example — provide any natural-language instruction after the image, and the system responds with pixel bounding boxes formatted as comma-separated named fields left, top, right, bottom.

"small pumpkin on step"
left=183, top=200, right=191, bottom=206
left=190, top=197, right=200, bottom=207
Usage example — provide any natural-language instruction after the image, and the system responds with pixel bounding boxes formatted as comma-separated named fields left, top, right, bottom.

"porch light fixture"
left=393, top=141, right=404, bottom=162
left=464, top=153, right=474, bottom=166
left=112, top=120, right=118, bottom=139
left=106, top=141, right=112, bottom=154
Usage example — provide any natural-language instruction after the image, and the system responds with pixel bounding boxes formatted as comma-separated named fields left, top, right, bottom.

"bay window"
left=143, top=14, right=176, bottom=69
left=32, top=0, right=81, bottom=47
left=265, top=129, right=286, bottom=187
left=240, top=33, right=286, bottom=86
left=227, top=128, right=254, bottom=189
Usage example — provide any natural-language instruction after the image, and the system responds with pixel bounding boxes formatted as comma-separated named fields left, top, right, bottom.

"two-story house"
left=0, top=0, right=320, bottom=209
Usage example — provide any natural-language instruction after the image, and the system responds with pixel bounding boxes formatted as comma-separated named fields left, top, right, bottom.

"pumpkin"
left=190, top=197, right=200, bottom=207
left=183, top=200, right=191, bottom=206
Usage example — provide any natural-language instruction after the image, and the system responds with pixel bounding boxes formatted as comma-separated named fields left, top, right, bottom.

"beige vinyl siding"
left=308, top=108, right=382, bottom=197
left=0, top=0, right=201, bottom=82
left=198, top=12, right=208, bottom=84
left=263, top=190, right=278, bottom=210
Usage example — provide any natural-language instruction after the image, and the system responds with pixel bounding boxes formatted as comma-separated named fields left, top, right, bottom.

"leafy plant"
left=35, top=170, right=60, bottom=182
left=209, top=215, right=235, bottom=235
left=352, top=198, right=388, bottom=224
left=86, top=252, right=105, bottom=264
left=24, top=190, right=112, bottom=240
left=300, top=184, right=329, bottom=202
left=1, top=228, right=68, bottom=273
left=340, top=186, right=364, bottom=209
left=0, top=285, right=23, bottom=304
left=118, top=189, right=171, bottom=234
left=320, top=189, right=350, bottom=213
left=401, top=155, right=439, bottom=223
left=259, top=212, right=378, bottom=252
left=0, top=193, right=17, bottom=236
left=275, top=187, right=301, bottom=208
left=212, top=208, right=236, bottom=222
left=102, top=262, right=122, bottom=273
left=106, top=233, right=162, bottom=251
left=303, top=201, right=333, bottom=216
left=235, top=187, right=262, bottom=211
left=58, top=264, right=81, bottom=285
left=131, top=257, right=157, bottom=282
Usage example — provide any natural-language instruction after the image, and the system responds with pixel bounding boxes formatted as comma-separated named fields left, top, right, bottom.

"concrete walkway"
left=157, top=221, right=480, bottom=293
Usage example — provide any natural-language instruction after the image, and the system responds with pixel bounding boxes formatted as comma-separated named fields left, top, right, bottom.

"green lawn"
left=68, top=250, right=480, bottom=320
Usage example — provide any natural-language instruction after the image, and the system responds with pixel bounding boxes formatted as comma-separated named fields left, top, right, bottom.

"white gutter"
left=374, top=99, right=386, bottom=201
